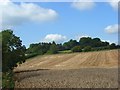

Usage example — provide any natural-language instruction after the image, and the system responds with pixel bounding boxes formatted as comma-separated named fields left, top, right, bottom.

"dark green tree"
left=109, top=43, right=116, bottom=49
left=92, top=38, right=102, bottom=47
left=101, top=41, right=109, bottom=47
left=79, top=37, right=92, bottom=48
left=63, top=39, right=79, bottom=50
left=57, top=43, right=64, bottom=51
left=47, top=41, right=58, bottom=54
left=26, top=42, right=51, bottom=56
left=2, top=30, right=26, bottom=72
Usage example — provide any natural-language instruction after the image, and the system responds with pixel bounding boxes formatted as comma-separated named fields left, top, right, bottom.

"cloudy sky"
left=1, top=0, right=118, bottom=47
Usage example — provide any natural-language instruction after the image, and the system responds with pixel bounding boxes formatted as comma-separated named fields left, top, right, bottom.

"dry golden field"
left=14, top=50, right=119, bottom=88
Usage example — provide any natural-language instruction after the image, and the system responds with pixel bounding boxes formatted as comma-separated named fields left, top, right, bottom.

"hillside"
left=14, top=50, right=118, bottom=88
left=14, top=50, right=118, bottom=72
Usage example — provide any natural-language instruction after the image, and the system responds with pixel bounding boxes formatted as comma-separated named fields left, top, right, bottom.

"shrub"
left=71, top=46, right=82, bottom=52
left=110, top=43, right=117, bottom=49
left=46, top=44, right=58, bottom=54
left=83, top=46, right=92, bottom=52
left=25, top=53, right=38, bottom=59
left=2, top=71, right=14, bottom=88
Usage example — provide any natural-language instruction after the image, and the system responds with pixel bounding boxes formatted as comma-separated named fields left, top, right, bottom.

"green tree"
left=47, top=41, right=58, bottom=54
left=63, top=39, right=79, bottom=50
left=2, top=30, right=26, bottom=88
left=92, top=38, right=102, bottom=47
left=26, top=42, right=51, bottom=56
left=57, top=43, right=64, bottom=51
left=2, top=30, right=26, bottom=72
left=101, top=41, right=109, bottom=47
left=71, top=46, right=82, bottom=52
left=109, top=43, right=116, bottom=49
left=79, top=37, right=92, bottom=48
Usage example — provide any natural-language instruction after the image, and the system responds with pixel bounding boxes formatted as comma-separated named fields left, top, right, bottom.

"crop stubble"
left=14, top=50, right=119, bottom=88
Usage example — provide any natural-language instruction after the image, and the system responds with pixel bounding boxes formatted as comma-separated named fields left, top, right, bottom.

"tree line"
left=26, top=37, right=120, bottom=57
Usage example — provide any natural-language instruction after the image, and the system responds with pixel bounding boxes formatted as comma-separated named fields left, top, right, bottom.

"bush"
left=71, top=46, right=82, bottom=52
left=83, top=46, right=92, bottom=52
left=46, top=50, right=58, bottom=54
left=25, top=53, right=38, bottom=59
left=91, top=46, right=110, bottom=51
left=46, top=44, right=58, bottom=54
left=2, top=71, right=14, bottom=88
left=110, top=43, right=117, bottom=49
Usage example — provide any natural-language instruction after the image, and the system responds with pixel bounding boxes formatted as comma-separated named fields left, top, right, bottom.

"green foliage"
left=2, top=30, right=26, bottom=72
left=79, top=37, right=92, bottom=47
left=56, top=43, right=64, bottom=51
left=46, top=42, right=58, bottom=54
left=83, top=46, right=92, bottom=52
left=26, top=36, right=119, bottom=57
left=2, top=70, right=14, bottom=88
left=58, top=50, right=72, bottom=54
left=26, top=43, right=51, bottom=55
left=63, top=39, right=79, bottom=50
left=92, top=38, right=102, bottom=47
left=116, top=45, right=120, bottom=49
left=2, top=30, right=26, bottom=89
left=79, top=37, right=110, bottom=48
left=71, top=46, right=82, bottom=52
left=25, top=53, right=38, bottom=59
left=91, top=46, right=110, bottom=51
left=110, top=43, right=116, bottom=49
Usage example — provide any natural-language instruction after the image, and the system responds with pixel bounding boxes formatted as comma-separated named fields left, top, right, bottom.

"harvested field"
left=14, top=50, right=119, bottom=88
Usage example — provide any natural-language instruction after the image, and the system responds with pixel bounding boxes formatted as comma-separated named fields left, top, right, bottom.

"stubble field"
left=14, top=50, right=119, bottom=88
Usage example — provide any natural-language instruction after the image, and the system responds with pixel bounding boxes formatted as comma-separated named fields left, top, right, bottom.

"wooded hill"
left=26, top=36, right=120, bottom=58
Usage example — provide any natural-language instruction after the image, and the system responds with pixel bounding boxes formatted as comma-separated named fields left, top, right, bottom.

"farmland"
left=14, top=50, right=119, bottom=88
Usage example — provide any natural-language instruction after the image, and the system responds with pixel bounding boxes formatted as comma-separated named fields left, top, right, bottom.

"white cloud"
left=43, top=34, right=67, bottom=43
left=0, top=0, right=58, bottom=28
left=108, top=0, right=119, bottom=10
left=71, top=0, right=95, bottom=11
left=71, top=0, right=119, bottom=11
left=105, top=24, right=118, bottom=34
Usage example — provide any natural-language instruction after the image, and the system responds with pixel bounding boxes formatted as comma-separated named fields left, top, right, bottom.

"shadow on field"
left=14, top=69, right=49, bottom=73
left=14, top=69, right=50, bottom=82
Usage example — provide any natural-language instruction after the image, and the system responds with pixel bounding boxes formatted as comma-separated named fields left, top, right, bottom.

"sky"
left=0, top=0, right=119, bottom=48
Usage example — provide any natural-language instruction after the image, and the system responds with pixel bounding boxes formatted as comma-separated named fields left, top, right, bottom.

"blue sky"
left=1, top=1, right=118, bottom=48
